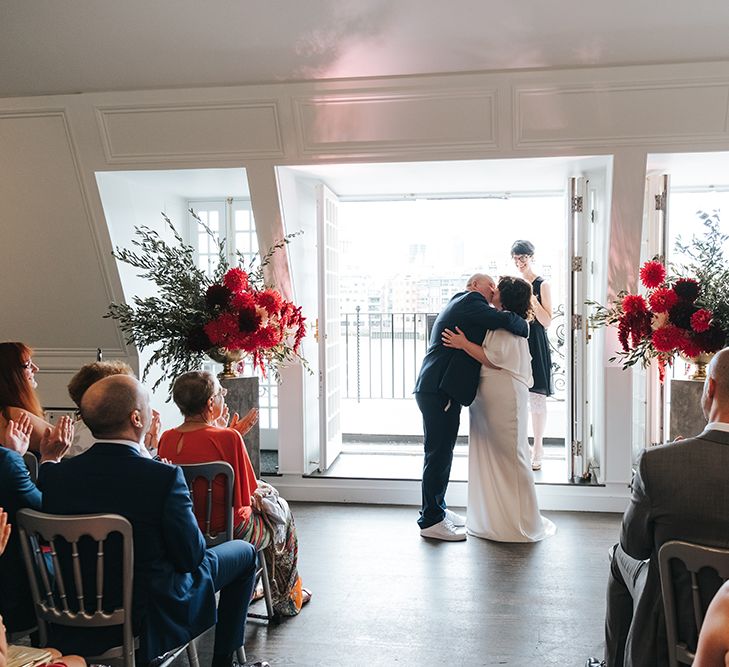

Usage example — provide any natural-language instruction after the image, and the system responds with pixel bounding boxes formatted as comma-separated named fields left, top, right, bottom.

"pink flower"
left=640, top=261, right=666, bottom=289
left=690, top=308, right=712, bottom=333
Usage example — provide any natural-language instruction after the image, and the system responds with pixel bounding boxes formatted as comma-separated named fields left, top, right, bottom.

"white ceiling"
left=3, top=0, right=729, bottom=97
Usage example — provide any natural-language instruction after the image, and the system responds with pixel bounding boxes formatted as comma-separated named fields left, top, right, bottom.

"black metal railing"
left=341, top=306, right=567, bottom=402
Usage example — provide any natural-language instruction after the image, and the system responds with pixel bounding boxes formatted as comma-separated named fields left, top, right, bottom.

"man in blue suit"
left=414, top=274, right=529, bottom=540
left=40, top=375, right=258, bottom=667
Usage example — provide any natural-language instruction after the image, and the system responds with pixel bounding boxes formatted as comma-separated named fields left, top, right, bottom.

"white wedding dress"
left=466, top=329, right=557, bottom=542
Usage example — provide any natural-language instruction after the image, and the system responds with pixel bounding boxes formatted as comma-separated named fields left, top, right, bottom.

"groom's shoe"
left=584, top=659, right=605, bottom=667
left=420, top=518, right=466, bottom=541
left=445, top=509, right=466, bottom=527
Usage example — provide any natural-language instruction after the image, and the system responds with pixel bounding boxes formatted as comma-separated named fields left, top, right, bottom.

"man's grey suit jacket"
left=620, top=427, right=729, bottom=666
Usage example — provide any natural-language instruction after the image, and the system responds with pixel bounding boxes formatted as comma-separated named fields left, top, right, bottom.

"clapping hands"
left=229, top=408, right=259, bottom=437
left=40, top=415, right=74, bottom=464
left=0, top=509, right=10, bottom=556
left=2, top=413, right=32, bottom=455
left=144, top=409, right=161, bottom=453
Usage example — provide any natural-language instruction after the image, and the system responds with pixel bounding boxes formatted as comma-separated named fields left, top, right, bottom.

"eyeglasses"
left=512, top=254, right=532, bottom=262
left=21, top=360, right=34, bottom=369
left=215, top=387, right=228, bottom=398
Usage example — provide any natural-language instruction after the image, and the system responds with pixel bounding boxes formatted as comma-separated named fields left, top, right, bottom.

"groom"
left=414, top=273, right=529, bottom=540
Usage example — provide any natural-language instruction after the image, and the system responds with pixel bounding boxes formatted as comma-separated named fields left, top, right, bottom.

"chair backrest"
left=179, top=461, right=234, bottom=547
left=15, top=508, right=135, bottom=666
left=659, top=540, right=729, bottom=667
left=22, top=452, right=38, bottom=484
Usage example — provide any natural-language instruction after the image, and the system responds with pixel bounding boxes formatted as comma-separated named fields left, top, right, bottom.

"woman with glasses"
left=0, top=341, right=54, bottom=452
left=510, top=240, right=554, bottom=471
left=159, top=370, right=310, bottom=618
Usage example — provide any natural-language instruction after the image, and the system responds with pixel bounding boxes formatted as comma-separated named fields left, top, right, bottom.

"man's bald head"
left=466, top=273, right=496, bottom=301
left=80, top=374, right=151, bottom=441
left=702, top=347, right=729, bottom=422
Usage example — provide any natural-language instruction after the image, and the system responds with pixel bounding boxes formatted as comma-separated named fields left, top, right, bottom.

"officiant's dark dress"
left=528, top=277, right=553, bottom=396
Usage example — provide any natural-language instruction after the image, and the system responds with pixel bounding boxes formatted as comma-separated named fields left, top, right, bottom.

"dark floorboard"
left=188, top=503, right=620, bottom=666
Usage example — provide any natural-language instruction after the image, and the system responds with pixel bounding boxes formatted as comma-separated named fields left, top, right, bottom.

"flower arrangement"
left=590, top=211, right=729, bottom=379
left=106, top=210, right=307, bottom=391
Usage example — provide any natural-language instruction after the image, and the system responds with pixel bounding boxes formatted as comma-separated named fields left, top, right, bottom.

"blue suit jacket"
left=414, top=291, right=529, bottom=406
left=39, top=443, right=218, bottom=662
left=0, top=447, right=42, bottom=632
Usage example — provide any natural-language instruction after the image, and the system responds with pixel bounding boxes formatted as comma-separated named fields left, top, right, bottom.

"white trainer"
left=445, top=509, right=466, bottom=527
left=420, top=518, right=467, bottom=541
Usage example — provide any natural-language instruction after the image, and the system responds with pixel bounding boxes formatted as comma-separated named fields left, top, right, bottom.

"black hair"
left=510, top=239, right=535, bottom=257
left=498, top=276, right=533, bottom=320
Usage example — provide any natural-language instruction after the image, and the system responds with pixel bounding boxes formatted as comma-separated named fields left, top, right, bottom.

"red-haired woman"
left=0, top=342, right=53, bottom=452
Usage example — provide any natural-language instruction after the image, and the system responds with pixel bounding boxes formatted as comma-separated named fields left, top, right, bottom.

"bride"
left=442, top=276, right=556, bottom=542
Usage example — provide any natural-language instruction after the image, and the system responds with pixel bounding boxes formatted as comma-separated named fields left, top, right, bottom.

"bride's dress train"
left=466, top=330, right=556, bottom=542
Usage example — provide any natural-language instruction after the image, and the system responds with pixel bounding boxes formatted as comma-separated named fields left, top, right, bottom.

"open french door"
left=567, top=172, right=608, bottom=482
left=316, top=183, right=343, bottom=471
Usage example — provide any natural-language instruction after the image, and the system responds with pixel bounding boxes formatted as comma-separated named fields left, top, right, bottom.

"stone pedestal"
left=670, top=379, right=707, bottom=441
left=220, top=376, right=260, bottom=477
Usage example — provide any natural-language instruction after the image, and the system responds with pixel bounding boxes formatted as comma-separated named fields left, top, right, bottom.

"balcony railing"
left=341, top=306, right=566, bottom=401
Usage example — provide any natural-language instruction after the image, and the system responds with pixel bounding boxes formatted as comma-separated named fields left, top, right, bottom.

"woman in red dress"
left=159, top=370, right=310, bottom=617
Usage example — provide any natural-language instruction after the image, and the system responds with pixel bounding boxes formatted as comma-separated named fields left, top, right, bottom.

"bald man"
left=588, top=347, right=729, bottom=667
left=40, top=375, right=258, bottom=667
left=413, top=273, right=529, bottom=540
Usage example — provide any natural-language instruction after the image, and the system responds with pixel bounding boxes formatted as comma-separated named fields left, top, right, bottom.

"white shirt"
left=705, top=421, right=729, bottom=433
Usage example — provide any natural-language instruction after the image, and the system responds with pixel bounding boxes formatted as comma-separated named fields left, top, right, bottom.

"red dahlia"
left=222, top=268, right=249, bottom=293
left=256, top=289, right=284, bottom=315
left=679, top=336, right=703, bottom=359
left=651, top=325, right=685, bottom=352
left=690, top=308, right=712, bottom=333
left=622, top=294, right=648, bottom=316
left=639, top=261, right=666, bottom=288
left=648, top=288, right=678, bottom=314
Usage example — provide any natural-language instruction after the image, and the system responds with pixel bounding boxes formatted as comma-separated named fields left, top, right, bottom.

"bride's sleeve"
left=483, top=330, right=518, bottom=370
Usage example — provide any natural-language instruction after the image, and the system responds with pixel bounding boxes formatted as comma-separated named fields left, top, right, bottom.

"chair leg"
left=186, top=639, right=199, bottom=667
left=258, top=550, right=275, bottom=621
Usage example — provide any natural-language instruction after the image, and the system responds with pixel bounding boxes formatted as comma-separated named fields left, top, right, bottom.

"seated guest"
left=40, top=375, right=259, bottom=667
left=0, top=342, right=55, bottom=452
left=586, top=347, right=729, bottom=667
left=694, top=579, right=729, bottom=667
left=159, top=371, right=311, bottom=617
left=66, top=361, right=158, bottom=458
left=0, top=415, right=73, bottom=633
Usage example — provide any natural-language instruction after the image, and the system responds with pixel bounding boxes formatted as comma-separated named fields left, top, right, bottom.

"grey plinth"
left=670, top=379, right=707, bottom=441
left=220, top=376, right=260, bottom=478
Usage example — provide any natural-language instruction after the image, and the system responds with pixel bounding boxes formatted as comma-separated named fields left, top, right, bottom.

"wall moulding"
left=514, top=78, right=729, bottom=149
left=95, top=100, right=285, bottom=163
left=293, top=87, right=498, bottom=157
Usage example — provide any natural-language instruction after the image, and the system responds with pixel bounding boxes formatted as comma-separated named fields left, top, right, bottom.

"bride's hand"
left=442, top=326, right=468, bottom=349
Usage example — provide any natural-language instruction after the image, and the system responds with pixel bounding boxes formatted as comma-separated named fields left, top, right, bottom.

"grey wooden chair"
left=180, top=462, right=276, bottom=621
left=15, top=508, right=199, bottom=667
left=659, top=540, right=729, bottom=667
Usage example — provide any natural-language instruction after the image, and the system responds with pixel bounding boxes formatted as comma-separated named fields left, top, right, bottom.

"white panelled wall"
left=3, top=60, right=729, bottom=511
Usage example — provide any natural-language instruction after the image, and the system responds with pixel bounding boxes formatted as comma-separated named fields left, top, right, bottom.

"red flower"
left=673, top=278, right=700, bottom=302
left=679, top=336, right=703, bottom=359
left=648, top=288, right=678, bottom=314
left=205, top=284, right=232, bottom=309
left=204, top=313, right=240, bottom=346
left=231, top=291, right=256, bottom=310
left=690, top=308, right=712, bottom=333
left=256, top=289, right=284, bottom=315
left=651, top=325, right=685, bottom=353
left=622, top=294, right=648, bottom=316
left=640, top=261, right=666, bottom=288
left=222, top=268, right=249, bottom=293
left=237, top=306, right=261, bottom=334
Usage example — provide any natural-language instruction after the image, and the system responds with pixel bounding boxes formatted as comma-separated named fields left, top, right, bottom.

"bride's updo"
left=498, top=276, right=533, bottom=320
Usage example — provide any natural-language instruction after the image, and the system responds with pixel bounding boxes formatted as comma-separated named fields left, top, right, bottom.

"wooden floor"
left=191, top=503, right=620, bottom=666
